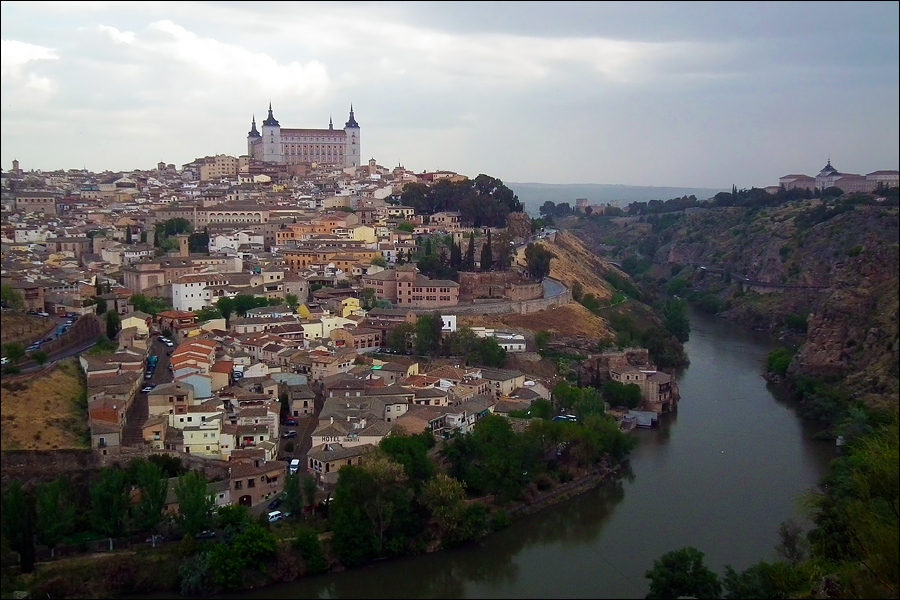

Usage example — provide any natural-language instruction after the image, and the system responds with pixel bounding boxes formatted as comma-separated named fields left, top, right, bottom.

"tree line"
left=398, top=174, right=524, bottom=228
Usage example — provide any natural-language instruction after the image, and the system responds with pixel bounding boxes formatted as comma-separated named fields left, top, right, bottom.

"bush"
left=293, top=528, right=328, bottom=575
left=179, top=551, right=212, bottom=596
left=783, top=313, right=808, bottom=333
left=766, top=348, right=792, bottom=376
left=491, top=508, right=512, bottom=531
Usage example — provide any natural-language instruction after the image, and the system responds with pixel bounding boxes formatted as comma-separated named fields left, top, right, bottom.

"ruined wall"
left=457, top=271, right=543, bottom=302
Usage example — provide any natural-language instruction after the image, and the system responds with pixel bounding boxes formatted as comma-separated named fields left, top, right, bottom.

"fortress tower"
left=246, top=104, right=360, bottom=169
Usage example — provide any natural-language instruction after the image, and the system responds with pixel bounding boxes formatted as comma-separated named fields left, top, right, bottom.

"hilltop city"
left=0, top=105, right=897, bottom=572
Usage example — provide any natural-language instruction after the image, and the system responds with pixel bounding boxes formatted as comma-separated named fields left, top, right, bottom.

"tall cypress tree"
left=464, top=232, right=475, bottom=271
left=480, top=229, right=493, bottom=271
left=450, top=241, right=462, bottom=269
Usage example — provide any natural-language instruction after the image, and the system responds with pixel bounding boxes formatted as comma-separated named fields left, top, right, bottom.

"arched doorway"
left=238, top=494, right=252, bottom=506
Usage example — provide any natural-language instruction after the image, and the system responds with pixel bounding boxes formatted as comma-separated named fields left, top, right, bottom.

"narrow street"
left=122, top=337, right=172, bottom=446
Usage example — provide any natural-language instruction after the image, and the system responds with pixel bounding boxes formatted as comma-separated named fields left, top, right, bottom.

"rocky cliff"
left=564, top=201, right=900, bottom=412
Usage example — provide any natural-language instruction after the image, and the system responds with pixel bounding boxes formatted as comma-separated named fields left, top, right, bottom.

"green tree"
left=35, top=477, right=74, bottom=558
left=645, top=546, right=722, bottom=599
left=0, top=480, right=36, bottom=573
left=174, top=471, right=215, bottom=537
left=3, top=342, right=25, bottom=364
left=208, top=524, right=277, bottom=590
left=524, top=243, right=555, bottom=279
left=766, top=348, right=792, bottom=376
left=603, top=380, right=643, bottom=409
left=476, top=337, right=507, bottom=367
left=534, top=330, right=552, bottom=353
left=450, top=240, right=462, bottom=269
left=194, top=306, right=222, bottom=322
left=105, top=309, right=122, bottom=340
left=662, top=298, right=690, bottom=343
left=421, top=473, right=477, bottom=547
left=1, top=284, right=25, bottom=310
left=721, top=560, right=811, bottom=599
left=480, top=228, right=493, bottom=271
left=216, top=296, right=235, bottom=323
left=414, top=313, right=443, bottom=356
left=130, top=294, right=172, bottom=315
left=216, top=504, right=251, bottom=531
left=133, top=459, right=168, bottom=545
left=282, top=472, right=303, bottom=518
left=387, top=322, right=414, bottom=354
left=302, top=475, right=318, bottom=515
left=284, top=293, right=300, bottom=309
left=397, top=221, right=415, bottom=233
left=91, top=467, right=130, bottom=551
left=95, top=297, right=108, bottom=315
left=293, top=527, right=328, bottom=574
left=464, top=231, right=476, bottom=271
left=571, top=281, right=584, bottom=302
left=32, top=350, right=50, bottom=366
left=370, top=255, right=387, bottom=267
left=379, top=432, right=437, bottom=487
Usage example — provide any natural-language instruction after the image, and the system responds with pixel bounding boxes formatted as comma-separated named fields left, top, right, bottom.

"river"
left=212, top=308, right=837, bottom=599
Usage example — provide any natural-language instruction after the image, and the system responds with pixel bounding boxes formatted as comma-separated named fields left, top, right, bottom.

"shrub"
left=766, top=348, right=792, bottom=376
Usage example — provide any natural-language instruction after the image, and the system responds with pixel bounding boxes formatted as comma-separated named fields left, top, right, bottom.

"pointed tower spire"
left=248, top=114, right=260, bottom=138
left=329, top=115, right=334, bottom=130
left=344, top=104, right=359, bottom=128
left=262, top=102, right=279, bottom=126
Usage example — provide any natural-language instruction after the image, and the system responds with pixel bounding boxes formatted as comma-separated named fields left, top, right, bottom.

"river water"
left=213, top=309, right=837, bottom=599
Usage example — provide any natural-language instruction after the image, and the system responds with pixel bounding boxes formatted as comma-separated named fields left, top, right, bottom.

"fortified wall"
left=457, top=271, right=544, bottom=303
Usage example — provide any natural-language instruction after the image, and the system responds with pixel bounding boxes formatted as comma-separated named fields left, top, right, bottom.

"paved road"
left=123, top=337, right=172, bottom=445
left=542, top=277, right=566, bottom=298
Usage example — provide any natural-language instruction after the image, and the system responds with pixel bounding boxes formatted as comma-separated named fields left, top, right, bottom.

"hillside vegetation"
left=564, top=200, right=899, bottom=419
left=0, top=358, right=89, bottom=451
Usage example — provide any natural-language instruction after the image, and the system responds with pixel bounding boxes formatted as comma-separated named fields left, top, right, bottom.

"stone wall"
left=418, top=283, right=571, bottom=317
left=457, top=271, right=544, bottom=303
left=0, top=447, right=232, bottom=490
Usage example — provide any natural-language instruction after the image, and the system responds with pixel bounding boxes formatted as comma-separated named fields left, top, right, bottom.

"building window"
left=248, top=478, right=256, bottom=488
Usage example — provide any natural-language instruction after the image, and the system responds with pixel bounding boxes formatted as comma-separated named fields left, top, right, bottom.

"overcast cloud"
left=1, top=1, right=897, bottom=188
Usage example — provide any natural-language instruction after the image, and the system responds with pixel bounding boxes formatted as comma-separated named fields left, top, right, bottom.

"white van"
left=267, top=510, right=283, bottom=523
left=289, top=458, right=300, bottom=474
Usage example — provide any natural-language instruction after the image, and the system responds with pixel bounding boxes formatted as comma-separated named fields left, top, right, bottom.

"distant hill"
left=506, top=182, right=727, bottom=216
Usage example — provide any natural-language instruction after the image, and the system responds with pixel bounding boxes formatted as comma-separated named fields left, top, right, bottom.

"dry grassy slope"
left=459, top=302, right=613, bottom=340
left=517, top=230, right=619, bottom=302
left=0, top=358, right=89, bottom=451
left=468, top=230, right=627, bottom=343
left=1, top=311, right=55, bottom=346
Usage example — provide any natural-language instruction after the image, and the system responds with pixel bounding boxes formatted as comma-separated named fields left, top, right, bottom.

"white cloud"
left=95, top=20, right=330, bottom=97
left=0, top=39, right=59, bottom=79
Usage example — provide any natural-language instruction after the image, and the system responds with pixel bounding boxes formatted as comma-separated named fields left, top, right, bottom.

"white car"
left=1, top=357, right=9, bottom=366
left=267, top=510, right=283, bottom=523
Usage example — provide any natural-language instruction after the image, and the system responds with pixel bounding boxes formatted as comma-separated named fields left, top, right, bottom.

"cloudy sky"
left=1, top=1, right=898, bottom=188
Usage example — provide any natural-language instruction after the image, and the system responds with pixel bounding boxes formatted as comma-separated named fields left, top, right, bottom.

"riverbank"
left=8, top=457, right=628, bottom=599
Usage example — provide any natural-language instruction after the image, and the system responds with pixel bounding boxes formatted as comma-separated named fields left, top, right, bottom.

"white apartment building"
left=172, top=273, right=231, bottom=312
left=209, top=230, right=264, bottom=253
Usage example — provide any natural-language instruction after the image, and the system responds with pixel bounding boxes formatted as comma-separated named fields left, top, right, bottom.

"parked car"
left=1, top=357, right=10, bottom=366
left=281, top=430, right=298, bottom=439
left=195, top=530, right=216, bottom=539
left=283, top=418, right=298, bottom=426
left=267, top=510, right=283, bottom=523
left=145, top=371, right=154, bottom=380
left=141, top=384, right=157, bottom=394
left=268, top=497, right=282, bottom=510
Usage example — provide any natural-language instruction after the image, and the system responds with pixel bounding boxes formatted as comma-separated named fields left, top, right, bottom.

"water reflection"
left=138, top=309, right=833, bottom=600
